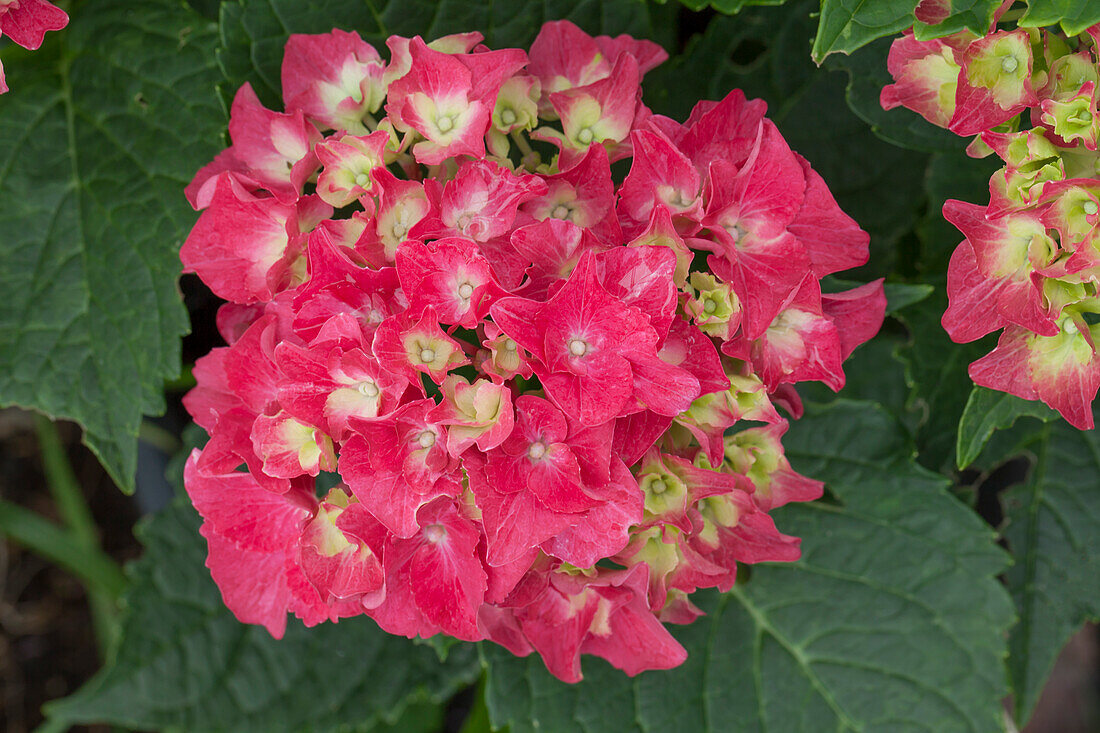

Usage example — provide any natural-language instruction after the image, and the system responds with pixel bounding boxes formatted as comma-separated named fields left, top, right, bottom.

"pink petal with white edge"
left=184, top=452, right=315, bottom=553
left=949, top=30, right=1037, bottom=137
left=250, top=410, right=337, bottom=479
left=407, top=499, right=488, bottom=641
left=228, top=83, right=320, bottom=201
left=412, top=160, right=547, bottom=243
left=971, top=323, right=1100, bottom=430
left=550, top=53, right=641, bottom=153
left=521, top=144, right=622, bottom=246
left=528, top=20, right=610, bottom=103
left=202, top=526, right=291, bottom=638
left=618, top=128, right=702, bottom=232
left=880, top=31, right=960, bottom=128
left=315, top=130, right=390, bottom=208
left=541, top=458, right=642, bottom=567
left=821, top=280, right=886, bottom=360
left=180, top=175, right=300, bottom=304
left=787, top=154, right=870, bottom=277
left=282, top=30, right=386, bottom=132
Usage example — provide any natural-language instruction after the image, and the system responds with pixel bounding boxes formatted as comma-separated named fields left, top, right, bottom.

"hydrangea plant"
left=0, top=1, right=1098, bottom=731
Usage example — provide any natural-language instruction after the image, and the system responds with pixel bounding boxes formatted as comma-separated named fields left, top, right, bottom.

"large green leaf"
left=956, top=386, right=1057, bottom=470
left=0, top=0, right=225, bottom=492
left=811, top=0, right=915, bottom=62
left=1018, top=0, right=1100, bottom=36
left=216, top=0, right=672, bottom=109
left=1000, top=416, right=1100, bottom=724
left=44, top=497, right=481, bottom=731
left=485, top=401, right=1015, bottom=733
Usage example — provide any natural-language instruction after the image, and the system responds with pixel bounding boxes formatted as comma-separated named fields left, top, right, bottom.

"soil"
left=0, top=410, right=140, bottom=733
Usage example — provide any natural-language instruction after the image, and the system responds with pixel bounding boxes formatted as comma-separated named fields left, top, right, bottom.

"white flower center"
left=458, top=282, right=474, bottom=299
left=424, top=524, right=446, bottom=543
left=703, top=298, right=717, bottom=314
left=356, top=380, right=379, bottom=397
left=527, top=442, right=546, bottom=460
left=1063, top=319, right=1080, bottom=335
left=503, top=338, right=517, bottom=351
left=551, top=204, right=571, bottom=220
left=419, top=347, right=436, bottom=363
left=354, top=172, right=371, bottom=188
left=1084, top=200, right=1098, bottom=215
left=436, top=115, right=454, bottom=133
left=1000, top=56, right=1018, bottom=73
left=417, top=430, right=436, bottom=448
left=568, top=338, right=588, bottom=357
left=500, top=108, right=517, bottom=126
left=577, top=127, right=594, bottom=144
left=650, top=479, right=667, bottom=494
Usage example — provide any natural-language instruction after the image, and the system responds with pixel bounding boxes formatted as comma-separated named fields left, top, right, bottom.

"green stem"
left=459, top=672, right=495, bottom=733
left=31, top=416, right=125, bottom=652
left=510, top=129, right=534, bottom=157
left=34, top=415, right=97, bottom=548
left=0, top=498, right=127, bottom=599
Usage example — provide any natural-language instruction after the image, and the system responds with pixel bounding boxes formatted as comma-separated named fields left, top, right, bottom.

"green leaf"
left=893, top=151, right=1001, bottom=470
left=883, top=282, right=936, bottom=312
left=895, top=290, right=992, bottom=470
left=826, top=39, right=967, bottom=153
left=812, top=0, right=915, bottom=62
left=956, top=386, right=1057, bottom=469
left=45, top=498, right=480, bottom=731
left=217, top=0, right=672, bottom=108
left=826, top=279, right=935, bottom=314
left=0, top=0, right=225, bottom=493
left=912, top=0, right=1001, bottom=40
left=1018, top=0, right=1100, bottom=36
left=485, top=401, right=1014, bottom=733
left=1001, top=417, right=1100, bottom=724
left=668, top=0, right=788, bottom=13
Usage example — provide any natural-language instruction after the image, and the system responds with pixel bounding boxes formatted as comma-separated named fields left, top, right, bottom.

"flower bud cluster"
left=0, top=0, right=68, bottom=94
left=182, top=20, right=885, bottom=682
left=882, top=7, right=1100, bottom=428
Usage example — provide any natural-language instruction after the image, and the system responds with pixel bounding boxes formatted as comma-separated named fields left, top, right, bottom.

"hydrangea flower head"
left=182, top=20, right=885, bottom=682
left=881, top=13, right=1100, bottom=428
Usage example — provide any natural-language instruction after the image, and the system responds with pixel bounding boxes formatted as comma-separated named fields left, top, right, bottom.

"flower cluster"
left=182, top=20, right=885, bottom=682
left=882, top=6, right=1100, bottom=428
left=0, top=0, right=68, bottom=94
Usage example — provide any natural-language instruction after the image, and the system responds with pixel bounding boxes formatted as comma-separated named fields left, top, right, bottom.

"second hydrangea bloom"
left=882, top=10, right=1100, bottom=428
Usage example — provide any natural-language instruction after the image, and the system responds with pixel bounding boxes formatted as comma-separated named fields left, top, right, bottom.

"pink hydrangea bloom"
left=182, top=21, right=884, bottom=682
left=881, top=16, right=1100, bottom=428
